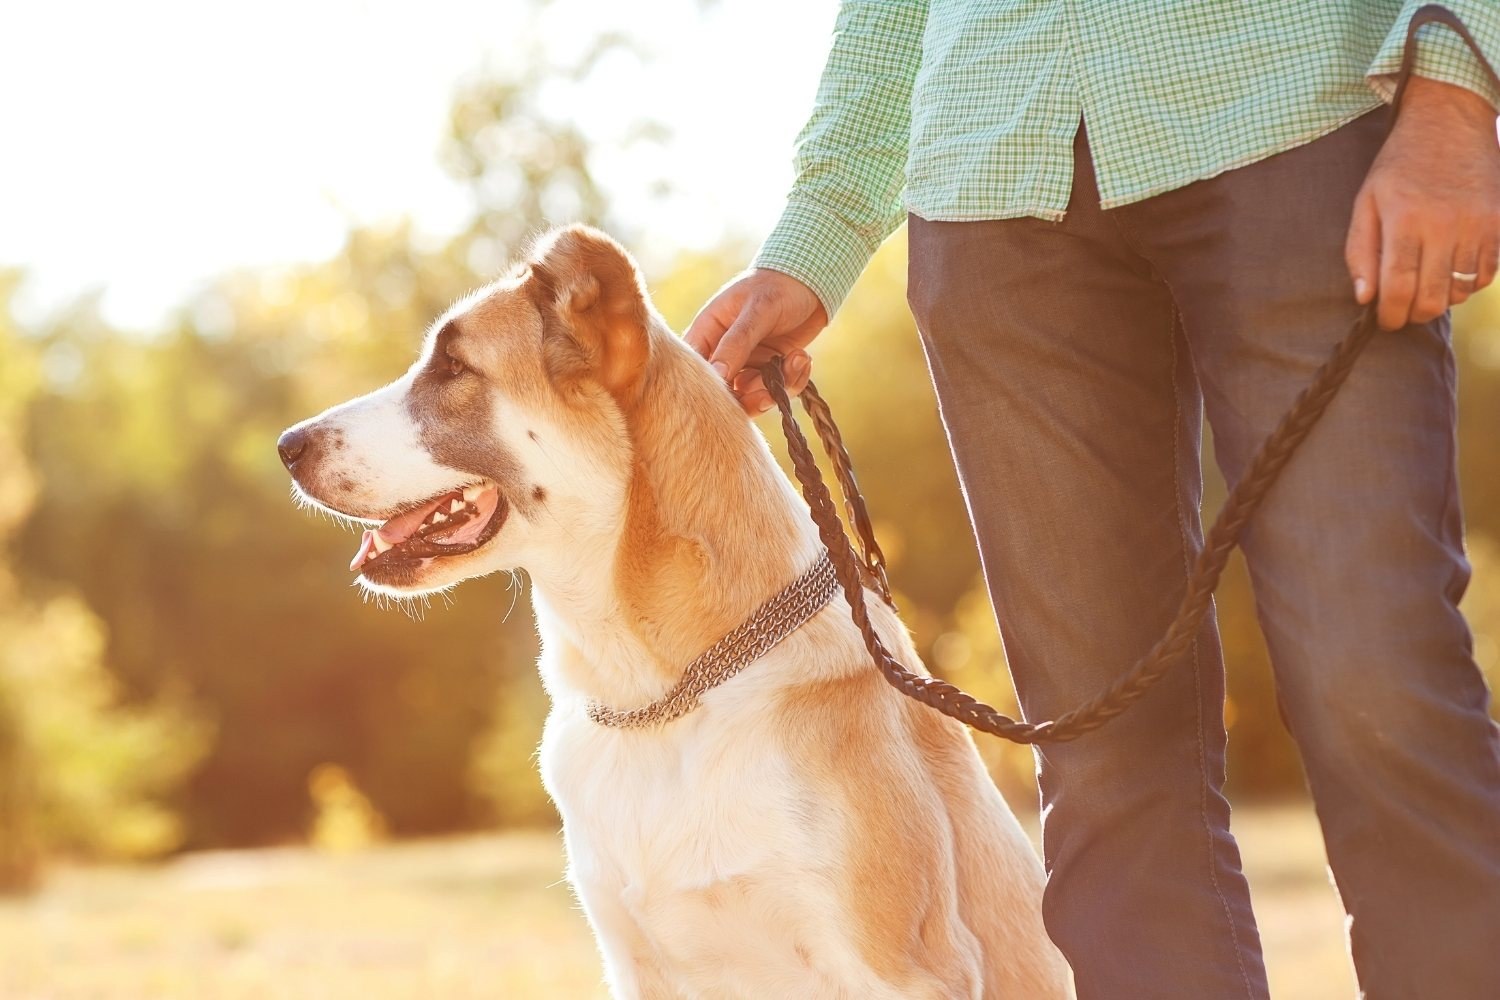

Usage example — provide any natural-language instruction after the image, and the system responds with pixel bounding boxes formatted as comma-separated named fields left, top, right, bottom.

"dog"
left=278, top=225, right=1072, bottom=998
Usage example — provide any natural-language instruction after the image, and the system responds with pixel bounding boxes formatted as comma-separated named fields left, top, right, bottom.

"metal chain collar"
left=586, top=552, right=839, bottom=729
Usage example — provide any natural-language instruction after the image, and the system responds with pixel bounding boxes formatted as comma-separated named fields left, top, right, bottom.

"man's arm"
left=686, top=1, right=928, bottom=414
left=1347, top=2, right=1500, bottom=329
left=1368, top=0, right=1500, bottom=109
left=752, top=0, right=930, bottom=319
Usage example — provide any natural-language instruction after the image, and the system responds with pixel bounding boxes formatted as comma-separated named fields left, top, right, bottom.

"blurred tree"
left=308, top=763, right=388, bottom=852
left=0, top=276, right=206, bottom=893
left=439, top=24, right=658, bottom=276
left=1454, top=294, right=1500, bottom=709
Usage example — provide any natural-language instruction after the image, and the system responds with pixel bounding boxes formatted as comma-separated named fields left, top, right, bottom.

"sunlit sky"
left=0, top=0, right=833, bottom=328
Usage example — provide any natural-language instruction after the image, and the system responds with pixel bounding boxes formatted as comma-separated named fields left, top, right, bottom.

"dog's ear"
left=526, top=225, right=651, bottom=402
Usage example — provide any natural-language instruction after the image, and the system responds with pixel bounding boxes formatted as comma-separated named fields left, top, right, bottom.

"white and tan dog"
left=279, top=225, right=1071, bottom=998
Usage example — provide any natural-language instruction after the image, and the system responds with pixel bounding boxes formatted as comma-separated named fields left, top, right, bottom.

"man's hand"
left=684, top=268, right=828, bottom=415
left=1347, top=76, right=1500, bottom=330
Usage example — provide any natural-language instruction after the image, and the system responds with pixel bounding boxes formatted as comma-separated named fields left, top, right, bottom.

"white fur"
left=294, top=377, right=458, bottom=513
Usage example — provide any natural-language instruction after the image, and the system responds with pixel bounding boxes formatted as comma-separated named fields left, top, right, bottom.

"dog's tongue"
left=348, top=491, right=462, bottom=572
left=348, top=485, right=503, bottom=572
left=349, top=531, right=380, bottom=572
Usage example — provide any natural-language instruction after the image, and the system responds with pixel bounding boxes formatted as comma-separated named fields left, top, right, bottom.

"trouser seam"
left=1168, top=308, right=1258, bottom=1000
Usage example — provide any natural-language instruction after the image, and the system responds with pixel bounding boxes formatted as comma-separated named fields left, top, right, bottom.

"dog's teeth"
left=462, top=484, right=484, bottom=502
left=449, top=499, right=465, bottom=513
left=431, top=511, right=448, bottom=524
left=372, top=535, right=393, bottom=554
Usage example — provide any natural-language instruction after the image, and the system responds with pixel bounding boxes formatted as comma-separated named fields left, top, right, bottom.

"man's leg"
left=907, top=135, right=1268, bottom=998
left=1126, top=107, right=1500, bottom=998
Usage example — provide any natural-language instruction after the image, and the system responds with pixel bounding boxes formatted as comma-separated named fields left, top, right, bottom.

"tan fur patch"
left=526, top=225, right=652, bottom=404
left=778, top=669, right=981, bottom=996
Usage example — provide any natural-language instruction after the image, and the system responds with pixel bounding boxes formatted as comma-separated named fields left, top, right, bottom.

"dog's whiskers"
left=288, top=482, right=367, bottom=533
left=498, top=569, right=524, bottom=624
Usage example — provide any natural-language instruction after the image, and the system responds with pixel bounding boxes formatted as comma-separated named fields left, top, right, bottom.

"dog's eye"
left=444, top=351, right=468, bottom=377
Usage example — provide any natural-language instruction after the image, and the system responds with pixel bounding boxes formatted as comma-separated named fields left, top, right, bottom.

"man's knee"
left=1245, top=508, right=1478, bottom=759
left=1272, top=623, right=1492, bottom=783
left=1036, top=718, right=1218, bottom=818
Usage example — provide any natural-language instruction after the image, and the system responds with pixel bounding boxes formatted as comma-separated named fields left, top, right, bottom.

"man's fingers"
left=708, top=298, right=773, bottom=384
left=782, top=350, right=812, bottom=396
left=1345, top=189, right=1381, bottom=305
left=728, top=351, right=811, bottom=417
left=1377, top=222, right=1423, bottom=330
left=683, top=293, right=739, bottom=359
left=1453, top=224, right=1499, bottom=305
left=686, top=271, right=826, bottom=405
left=733, top=371, right=773, bottom=415
left=1479, top=233, right=1500, bottom=292
left=1411, top=230, right=1456, bottom=324
left=1451, top=238, right=1482, bottom=305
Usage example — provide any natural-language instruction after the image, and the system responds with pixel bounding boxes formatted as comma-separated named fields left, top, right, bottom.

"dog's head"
left=278, top=225, right=664, bottom=596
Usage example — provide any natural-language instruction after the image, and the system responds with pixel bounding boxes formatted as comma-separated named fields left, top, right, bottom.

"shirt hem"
left=905, top=205, right=1068, bottom=224
left=1093, top=102, right=1384, bottom=212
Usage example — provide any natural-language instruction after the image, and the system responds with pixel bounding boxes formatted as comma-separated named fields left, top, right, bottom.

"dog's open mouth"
left=349, top=482, right=508, bottom=576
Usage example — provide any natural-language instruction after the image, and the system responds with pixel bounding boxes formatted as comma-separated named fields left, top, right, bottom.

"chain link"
left=586, top=553, right=840, bottom=729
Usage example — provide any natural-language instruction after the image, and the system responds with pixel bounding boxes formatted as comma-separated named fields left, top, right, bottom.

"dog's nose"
left=277, top=427, right=310, bottom=471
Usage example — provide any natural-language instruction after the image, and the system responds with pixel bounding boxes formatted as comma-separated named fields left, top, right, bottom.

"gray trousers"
left=908, top=109, right=1500, bottom=999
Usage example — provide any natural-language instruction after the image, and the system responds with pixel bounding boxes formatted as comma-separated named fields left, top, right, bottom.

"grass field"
left=0, top=804, right=1354, bottom=999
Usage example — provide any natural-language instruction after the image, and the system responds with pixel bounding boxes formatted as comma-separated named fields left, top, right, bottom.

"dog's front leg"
left=577, top=884, right=683, bottom=1000
left=603, top=953, right=681, bottom=1000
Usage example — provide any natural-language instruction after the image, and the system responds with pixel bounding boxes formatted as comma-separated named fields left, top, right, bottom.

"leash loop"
left=761, top=307, right=1382, bottom=744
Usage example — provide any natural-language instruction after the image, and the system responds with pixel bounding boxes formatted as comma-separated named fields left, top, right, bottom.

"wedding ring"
left=1453, top=270, right=1480, bottom=283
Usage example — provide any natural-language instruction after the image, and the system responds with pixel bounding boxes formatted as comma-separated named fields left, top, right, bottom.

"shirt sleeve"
left=752, top=1, right=929, bottom=318
left=1368, top=2, right=1500, bottom=109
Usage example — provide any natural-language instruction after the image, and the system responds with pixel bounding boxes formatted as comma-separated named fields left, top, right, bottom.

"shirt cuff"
left=1368, top=6, right=1500, bottom=110
left=752, top=196, right=883, bottom=319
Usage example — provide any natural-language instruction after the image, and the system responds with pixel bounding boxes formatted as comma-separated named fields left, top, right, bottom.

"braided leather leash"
left=759, top=306, right=1381, bottom=744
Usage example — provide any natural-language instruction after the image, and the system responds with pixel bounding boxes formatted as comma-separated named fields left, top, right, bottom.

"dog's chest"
left=540, top=705, right=822, bottom=884
left=538, top=706, right=888, bottom=994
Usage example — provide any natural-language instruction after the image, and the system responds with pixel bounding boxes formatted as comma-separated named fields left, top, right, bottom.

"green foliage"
left=0, top=296, right=207, bottom=892
left=0, top=595, right=208, bottom=865
left=467, top=676, right=556, bottom=829
left=1455, top=293, right=1500, bottom=702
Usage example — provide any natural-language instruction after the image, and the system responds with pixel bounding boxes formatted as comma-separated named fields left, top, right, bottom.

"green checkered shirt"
left=754, top=1, right=1500, bottom=316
